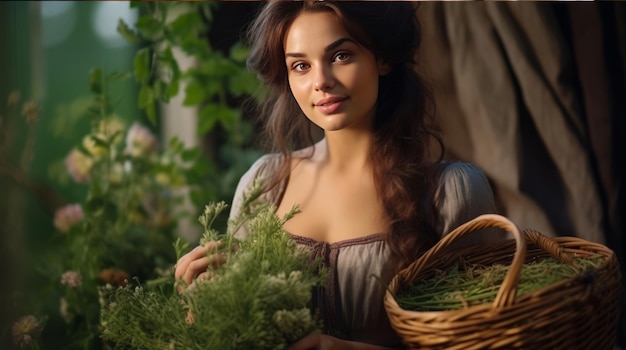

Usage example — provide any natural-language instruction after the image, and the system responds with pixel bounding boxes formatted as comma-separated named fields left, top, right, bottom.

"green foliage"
left=23, top=68, right=211, bottom=349
left=9, top=3, right=265, bottom=349
left=118, top=2, right=264, bottom=211
left=118, top=2, right=260, bottom=132
left=100, top=181, right=325, bottom=349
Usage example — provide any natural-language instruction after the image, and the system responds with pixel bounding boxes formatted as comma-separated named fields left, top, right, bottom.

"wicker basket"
left=384, top=214, right=622, bottom=350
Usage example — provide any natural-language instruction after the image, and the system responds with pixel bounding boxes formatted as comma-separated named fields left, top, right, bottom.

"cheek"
left=288, top=77, right=310, bottom=107
left=350, top=67, right=379, bottom=104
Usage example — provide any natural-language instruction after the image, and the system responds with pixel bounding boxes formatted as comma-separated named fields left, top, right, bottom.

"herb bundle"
left=100, top=179, right=324, bottom=349
left=396, top=256, right=603, bottom=312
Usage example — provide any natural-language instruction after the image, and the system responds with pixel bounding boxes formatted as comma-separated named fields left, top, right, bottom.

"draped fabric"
left=416, top=2, right=625, bottom=347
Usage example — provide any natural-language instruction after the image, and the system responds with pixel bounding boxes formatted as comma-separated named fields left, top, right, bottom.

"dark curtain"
left=417, top=2, right=625, bottom=347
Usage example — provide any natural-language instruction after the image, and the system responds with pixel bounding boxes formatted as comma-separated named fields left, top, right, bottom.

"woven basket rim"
left=384, top=214, right=619, bottom=314
left=383, top=214, right=622, bottom=349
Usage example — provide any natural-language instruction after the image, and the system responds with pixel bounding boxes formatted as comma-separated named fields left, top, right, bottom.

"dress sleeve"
left=435, top=162, right=508, bottom=246
left=228, top=154, right=281, bottom=239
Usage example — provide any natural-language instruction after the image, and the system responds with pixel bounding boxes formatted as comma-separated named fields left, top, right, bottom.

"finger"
left=175, top=241, right=222, bottom=280
left=206, top=252, right=228, bottom=269
left=175, top=246, right=204, bottom=280
left=182, top=256, right=211, bottom=286
left=197, top=271, right=213, bottom=281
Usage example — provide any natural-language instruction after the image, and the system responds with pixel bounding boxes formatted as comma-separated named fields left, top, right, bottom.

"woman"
left=176, top=2, right=498, bottom=349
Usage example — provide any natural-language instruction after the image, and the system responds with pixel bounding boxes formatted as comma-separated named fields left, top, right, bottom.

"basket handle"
left=404, top=214, right=526, bottom=308
left=523, top=229, right=575, bottom=266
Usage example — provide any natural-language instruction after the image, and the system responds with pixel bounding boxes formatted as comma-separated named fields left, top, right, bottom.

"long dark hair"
left=245, top=1, right=444, bottom=271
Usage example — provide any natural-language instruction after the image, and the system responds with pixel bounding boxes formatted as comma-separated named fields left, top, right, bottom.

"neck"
left=316, top=130, right=373, bottom=172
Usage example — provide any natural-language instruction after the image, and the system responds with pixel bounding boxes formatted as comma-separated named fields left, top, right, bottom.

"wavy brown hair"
left=245, top=1, right=444, bottom=271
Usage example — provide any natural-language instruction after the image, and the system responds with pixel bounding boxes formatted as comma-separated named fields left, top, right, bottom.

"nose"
left=313, top=64, right=334, bottom=91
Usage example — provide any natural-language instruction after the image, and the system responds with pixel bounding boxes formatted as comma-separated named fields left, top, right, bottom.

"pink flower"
left=53, top=204, right=84, bottom=233
left=64, top=148, right=93, bottom=183
left=12, top=315, right=43, bottom=349
left=125, top=122, right=158, bottom=157
left=60, top=271, right=82, bottom=288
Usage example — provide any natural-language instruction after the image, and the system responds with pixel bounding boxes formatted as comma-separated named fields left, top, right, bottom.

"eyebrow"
left=285, top=37, right=356, bottom=58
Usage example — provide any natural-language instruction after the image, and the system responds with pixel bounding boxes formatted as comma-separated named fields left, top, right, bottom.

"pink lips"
left=314, top=96, right=348, bottom=115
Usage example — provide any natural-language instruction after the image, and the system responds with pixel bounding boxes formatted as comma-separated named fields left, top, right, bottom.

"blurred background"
left=0, top=1, right=623, bottom=349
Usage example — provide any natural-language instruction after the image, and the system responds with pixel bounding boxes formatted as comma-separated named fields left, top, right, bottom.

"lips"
left=314, top=96, right=347, bottom=107
left=314, top=96, right=348, bottom=115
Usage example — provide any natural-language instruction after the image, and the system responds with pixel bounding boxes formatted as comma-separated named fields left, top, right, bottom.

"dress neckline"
left=286, top=231, right=386, bottom=248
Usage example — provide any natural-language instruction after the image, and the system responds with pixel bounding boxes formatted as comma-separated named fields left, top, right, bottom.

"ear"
left=377, top=60, right=391, bottom=76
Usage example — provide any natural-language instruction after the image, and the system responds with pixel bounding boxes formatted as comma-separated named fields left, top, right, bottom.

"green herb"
left=396, top=256, right=603, bottom=311
left=100, top=179, right=325, bottom=349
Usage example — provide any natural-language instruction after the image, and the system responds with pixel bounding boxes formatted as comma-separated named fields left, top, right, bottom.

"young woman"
left=176, top=2, right=499, bottom=349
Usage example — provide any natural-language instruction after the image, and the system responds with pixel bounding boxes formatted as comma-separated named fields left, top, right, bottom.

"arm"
left=435, top=162, right=509, bottom=246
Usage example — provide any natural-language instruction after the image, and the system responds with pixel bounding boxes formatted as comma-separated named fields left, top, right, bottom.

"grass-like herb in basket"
left=395, top=256, right=604, bottom=312
left=100, top=179, right=325, bottom=349
left=384, top=214, right=622, bottom=350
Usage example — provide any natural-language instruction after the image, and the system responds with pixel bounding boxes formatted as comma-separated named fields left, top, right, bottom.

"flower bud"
left=64, top=149, right=93, bottom=183
left=60, top=271, right=82, bottom=288
left=125, top=122, right=158, bottom=157
left=21, top=101, right=39, bottom=124
left=53, top=204, right=84, bottom=233
left=12, top=315, right=43, bottom=349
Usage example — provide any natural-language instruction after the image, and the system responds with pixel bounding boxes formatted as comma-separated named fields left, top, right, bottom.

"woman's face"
left=284, top=11, right=386, bottom=132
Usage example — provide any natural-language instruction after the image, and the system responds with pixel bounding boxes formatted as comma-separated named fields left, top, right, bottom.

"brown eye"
left=333, top=52, right=351, bottom=62
left=292, top=62, right=310, bottom=72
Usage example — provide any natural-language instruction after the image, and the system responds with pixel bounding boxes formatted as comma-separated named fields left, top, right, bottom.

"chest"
left=276, top=167, right=389, bottom=243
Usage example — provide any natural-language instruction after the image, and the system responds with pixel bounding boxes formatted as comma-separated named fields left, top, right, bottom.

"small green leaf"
left=89, top=68, right=103, bottom=94
left=217, top=107, right=239, bottom=130
left=153, top=80, right=167, bottom=101
left=198, top=103, right=220, bottom=134
left=181, top=148, right=200, bottom=162
left=134, top=48, right=151, bottom=83
left=135, top=15, right=163, bottom=41
left=138, top=85, right=157, bottom=124
left=173, top=238, right=190, bottom=260
left=168, top=11, right=202, bottom=38
left=168, top=136, right=184, bottom=153
left=167, top=79, right=180, bottom=99
left=182, top=81, right=205, bottom=106
left=145, top=100, right=157, bottom=125
left=228, top=70, right=260, bottom=97
left=77, top=143, right=94, bottom=158
left=229, top=42, right=250, bottom=63
left=138, top=85, right=154, bottom=109
left=116, top=19, right=140, bottom=44
left=180, top=36, right=210, bottom=57
left=89, top=134, right=110, bottom=149
left=159, top=47, right=181, bottom=81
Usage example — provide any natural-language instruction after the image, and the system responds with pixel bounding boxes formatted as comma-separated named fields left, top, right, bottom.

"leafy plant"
left=7, top=3, right=265, bottom=349
left=17, top=68, right=210, bottom=349
left=117, top=1, right=263, bottom=209
left=100, top=181, right=325, bottom=350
